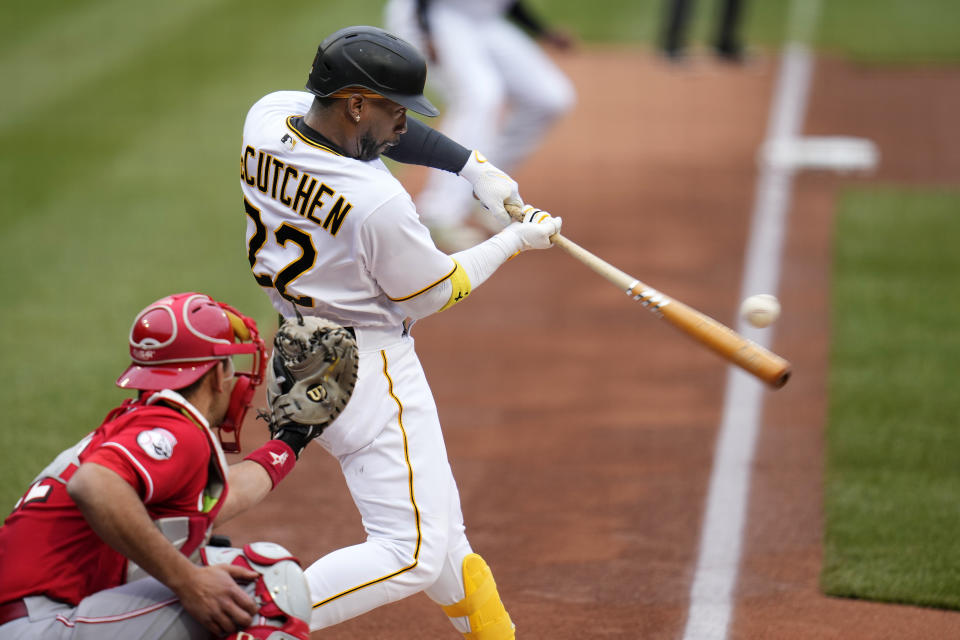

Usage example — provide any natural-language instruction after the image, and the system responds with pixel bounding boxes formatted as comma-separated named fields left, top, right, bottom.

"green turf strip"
left=529, top=0, right=960, bottom=63
left=822, top=188, right=960, bottom=609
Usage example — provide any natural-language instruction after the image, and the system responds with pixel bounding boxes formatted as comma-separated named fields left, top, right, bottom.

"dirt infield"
left=219, top=49, right=960, bottom=638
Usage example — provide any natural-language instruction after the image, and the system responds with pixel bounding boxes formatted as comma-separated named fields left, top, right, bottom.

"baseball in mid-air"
left=740, top=294, right=781, bottom=328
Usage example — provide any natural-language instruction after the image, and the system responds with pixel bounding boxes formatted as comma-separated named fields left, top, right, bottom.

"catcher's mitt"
left=262, top=316, right=358, bottom=457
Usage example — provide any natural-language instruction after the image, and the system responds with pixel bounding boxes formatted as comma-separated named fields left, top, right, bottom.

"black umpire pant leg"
left=661, top=0, right=694, bottom=58
left=714, top=0, right=745, bottom=58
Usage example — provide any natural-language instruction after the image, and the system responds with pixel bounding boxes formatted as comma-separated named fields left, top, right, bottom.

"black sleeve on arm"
left=507, top=0, right=547, bottom=37
left=383, top=117, right=471, bottom=173
left=416, top=0, right=432, bottom=38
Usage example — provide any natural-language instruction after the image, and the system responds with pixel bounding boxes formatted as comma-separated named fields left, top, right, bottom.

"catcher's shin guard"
left=442, top=554, right=515, bottom=640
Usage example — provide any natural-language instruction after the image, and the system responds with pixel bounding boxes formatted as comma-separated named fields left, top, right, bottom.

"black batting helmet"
left=306, top=26, right=439, bottom=117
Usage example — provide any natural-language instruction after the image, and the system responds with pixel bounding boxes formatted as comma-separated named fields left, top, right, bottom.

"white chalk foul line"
left=681, top=1, right=820, bottom=638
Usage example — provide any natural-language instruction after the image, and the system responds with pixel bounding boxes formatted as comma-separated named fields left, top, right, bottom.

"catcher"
left=0, top=292, right=358, bottom=640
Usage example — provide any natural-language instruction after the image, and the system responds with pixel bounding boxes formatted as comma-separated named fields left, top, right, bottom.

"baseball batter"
left=385, top=0, right=576, bottom=249
left=240, top=26, right=561, bottom=638
left=0, top=292, right=345, bottom=640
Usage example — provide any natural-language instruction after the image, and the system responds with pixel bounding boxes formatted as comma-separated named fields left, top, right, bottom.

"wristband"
left=244, top=440, right=296, bottom=489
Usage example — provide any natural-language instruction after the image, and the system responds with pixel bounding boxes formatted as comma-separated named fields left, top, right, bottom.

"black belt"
left=0, top=599, right=27, bottom=625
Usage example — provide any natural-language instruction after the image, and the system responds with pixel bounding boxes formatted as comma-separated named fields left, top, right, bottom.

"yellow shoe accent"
left=441, top=554, right=515, bottom=639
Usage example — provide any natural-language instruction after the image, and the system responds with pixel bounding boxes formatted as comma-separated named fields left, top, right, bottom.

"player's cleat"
left=441, top=554, right=515, bottom=639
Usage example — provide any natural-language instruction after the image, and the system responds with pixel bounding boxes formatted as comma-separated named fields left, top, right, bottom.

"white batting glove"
left=505, top=205, right=562, bottom=251
left=458, top=151, right=523, bottom=225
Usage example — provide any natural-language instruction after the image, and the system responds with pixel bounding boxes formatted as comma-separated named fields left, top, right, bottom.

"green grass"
left=818, top=0, right=960, bottom=64
left=529, top=0, right=960, bottom=63
left=822, top=189, right=960, bottom=609
left=0, top=0, right=390, bottom=509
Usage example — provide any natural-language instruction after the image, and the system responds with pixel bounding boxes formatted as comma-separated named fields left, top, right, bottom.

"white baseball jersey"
left=241, top=91, right=456, bottom=330
left=240, top=90, right=481, bottom=633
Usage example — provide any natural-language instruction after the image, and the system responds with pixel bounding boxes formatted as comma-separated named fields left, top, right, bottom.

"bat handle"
left=505, top=203, right=524, bottom=221
left=506, top=204, right=630, bottom=284
left=505, top=202, right=565, bottom=244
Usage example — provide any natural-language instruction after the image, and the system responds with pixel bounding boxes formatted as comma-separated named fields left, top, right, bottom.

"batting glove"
left=458, top=150, right=523, bottom=225
left=506, top=205, right=562, bottom=251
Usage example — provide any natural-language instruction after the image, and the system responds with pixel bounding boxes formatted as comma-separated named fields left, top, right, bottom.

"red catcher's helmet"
left=116, top=292, right=266, bottom=452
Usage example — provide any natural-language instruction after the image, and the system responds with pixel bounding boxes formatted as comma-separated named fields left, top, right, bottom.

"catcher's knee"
left=202, top=542, right=311, bottom=640
left=441, top=554, right=514, bottom=640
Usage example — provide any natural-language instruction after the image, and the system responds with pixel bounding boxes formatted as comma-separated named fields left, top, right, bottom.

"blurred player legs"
left=386, top=0, right=575, bottom=248
left=661, top=0, right=746, bottom=62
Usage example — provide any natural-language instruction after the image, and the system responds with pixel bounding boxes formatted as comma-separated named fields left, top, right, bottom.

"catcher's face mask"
left=116, top=292, right=266, bottom=452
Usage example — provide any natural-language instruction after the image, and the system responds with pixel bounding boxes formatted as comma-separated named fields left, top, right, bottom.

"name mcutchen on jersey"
left=241, top=145, right=353, bottom=236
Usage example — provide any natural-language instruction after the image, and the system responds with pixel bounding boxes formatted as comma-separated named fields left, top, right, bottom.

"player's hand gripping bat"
left=506, top=204, right=792, bottom=389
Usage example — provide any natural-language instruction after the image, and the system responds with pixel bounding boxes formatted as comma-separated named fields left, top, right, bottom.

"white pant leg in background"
left=385, top=0, right=574, bottom=227
left=305, top=338, right=474, bottom=633
left=388, top=1, right=504, bottom=226
left=480, top=18, right=576, bottom=170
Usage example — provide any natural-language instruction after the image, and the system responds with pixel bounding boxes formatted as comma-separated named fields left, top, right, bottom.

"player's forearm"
left=215, top=459, right=274, bottom=524
left=399, top=230, right=523, bottom=319
left=451, top=229, right=524, bottom=287
left=67, top=463, right=201, bottom=591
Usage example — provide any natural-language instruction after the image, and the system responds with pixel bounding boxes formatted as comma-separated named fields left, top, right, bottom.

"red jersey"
left=0, top=390, right=230, bottom=606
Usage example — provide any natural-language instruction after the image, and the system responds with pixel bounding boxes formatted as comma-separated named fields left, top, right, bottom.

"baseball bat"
left=506, top=204, right=792, bottom=389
